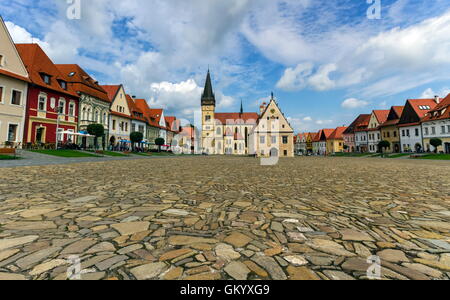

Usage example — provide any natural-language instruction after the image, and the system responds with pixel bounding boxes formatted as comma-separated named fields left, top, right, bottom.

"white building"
left=398, top=98, right=440, bottom=153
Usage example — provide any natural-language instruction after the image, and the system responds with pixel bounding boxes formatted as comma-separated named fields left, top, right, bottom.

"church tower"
left=201, top=70, right=216, bottom=154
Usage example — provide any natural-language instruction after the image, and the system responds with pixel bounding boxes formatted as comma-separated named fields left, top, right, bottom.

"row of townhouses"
left=295, top=95, right=450, bottom=155
left=0, top=17, right=186, bottom=151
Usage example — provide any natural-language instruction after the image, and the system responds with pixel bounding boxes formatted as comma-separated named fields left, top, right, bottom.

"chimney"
left=260, top=102, right=267, bottom=115
left=434, top=95, right=441, bottom=104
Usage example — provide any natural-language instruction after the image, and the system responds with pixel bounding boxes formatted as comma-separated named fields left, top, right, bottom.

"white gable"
left=0, top=17, right=28, bottom=78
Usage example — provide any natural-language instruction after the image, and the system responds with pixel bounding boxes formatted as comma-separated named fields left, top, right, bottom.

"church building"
left=200, top=71, right=294, bottom=157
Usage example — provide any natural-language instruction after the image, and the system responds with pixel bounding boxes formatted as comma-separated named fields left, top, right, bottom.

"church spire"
left=240, top=99, right=244, bottom=115
left=201, top=69, right=216, bottom=106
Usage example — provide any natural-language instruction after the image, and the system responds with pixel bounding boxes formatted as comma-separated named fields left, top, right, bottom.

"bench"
left=0, top=148, right=16, bottom=155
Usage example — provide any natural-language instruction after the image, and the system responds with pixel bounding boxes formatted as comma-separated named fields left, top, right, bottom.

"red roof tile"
left=101, top=85, right=121, bottom=102
left=15, top=44, right=78, bottom=97
left=329, top=127, right=348, bottom=140
left=56, top=64, right=110, bottom=102
left=215, top=113, right=259, bottom=125
left=421, top=94, right=450, bottom=122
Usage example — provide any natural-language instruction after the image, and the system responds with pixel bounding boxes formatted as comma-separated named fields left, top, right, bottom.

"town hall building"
left=200, top=71, right=294, bottom=157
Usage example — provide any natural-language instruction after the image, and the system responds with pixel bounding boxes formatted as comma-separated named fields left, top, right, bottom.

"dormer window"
left=59, top=80, right=67, bottom=90
left=41, top=73, right=51, bottom=85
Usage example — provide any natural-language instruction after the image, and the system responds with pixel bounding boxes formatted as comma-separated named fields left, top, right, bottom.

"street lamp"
left=54, top=104, right=63, bottom=150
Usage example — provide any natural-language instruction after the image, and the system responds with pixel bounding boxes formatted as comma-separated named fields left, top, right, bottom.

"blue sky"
left=2, top=0, right=450, bottom=132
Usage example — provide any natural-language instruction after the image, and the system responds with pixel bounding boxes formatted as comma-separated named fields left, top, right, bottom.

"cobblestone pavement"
left=0, top=157, right=449, bottom=280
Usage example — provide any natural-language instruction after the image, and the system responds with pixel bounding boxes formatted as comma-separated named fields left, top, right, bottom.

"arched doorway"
left=394, top=144, right=400, bottom=153
left=110, top=136, right=116, bottom=148
left=270, top=147, right=279, bottom=157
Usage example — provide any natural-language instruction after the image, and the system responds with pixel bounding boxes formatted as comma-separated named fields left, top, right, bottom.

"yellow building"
left=0, top=17, right=29, bottom=147
left=326, top=127, right=347, bottom=154
left=379, top=106, right=404, bottom=153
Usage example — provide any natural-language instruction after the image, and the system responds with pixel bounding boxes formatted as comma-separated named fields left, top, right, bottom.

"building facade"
left=0, top=17, right=29, bottom=147
left=398, top=98, right=438, bottom=153
left=56, top=64, right=110, bottom=149
left=200, top=71, right=294, bottom=157
left=327, top=127, right=347, bottom=154
left=367, top=110, right=389, bottom=153
left=344, top=114, right=371, bottom=153
left=17, top=44, right=79, bottom=146
left=422, top=94, right=450, bottom=153
left=379, top=106, right=404, bottom=153
left=102, top=85, right=131, bottom=150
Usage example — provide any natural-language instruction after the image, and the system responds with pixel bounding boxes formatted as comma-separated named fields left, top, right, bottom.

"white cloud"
left=303, top=116, right=313, bottom=122
left=147, top=79, right=235, bottom=120
left=341, top=98, right=370, bottom=109
left=420, top=87, right=450, bottom=99
left=276, top=63, right=313, bottom=91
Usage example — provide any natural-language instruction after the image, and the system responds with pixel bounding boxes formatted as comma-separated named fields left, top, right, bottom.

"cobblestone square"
left=0, top=157, right=449, bottom=280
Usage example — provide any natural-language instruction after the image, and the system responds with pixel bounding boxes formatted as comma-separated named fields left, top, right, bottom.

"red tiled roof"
left=126, top=95, right=146, bottom=122
left=329, top=127, right=348, bottom=140
left=15, top=44, right=78, bottom=97
left=392, top=106, right=405, bottom=118
left=101, top=85, right=121, bottom=102
left=56, top=64, right=110, bottom=102
left=322, top=129, right=335, bottom=140
left=407, top=99, right=438, bottom=119
left=344, top=114, right=371, bottom=134
left=215, top=113, right=259, bottom=125
left=421, top=94, right=450, bottom=122
left=312, top=130, right=322, bottom=142
left=373, top=110, right=390, bottom=124
left=110, top=111, right=131, bottom=119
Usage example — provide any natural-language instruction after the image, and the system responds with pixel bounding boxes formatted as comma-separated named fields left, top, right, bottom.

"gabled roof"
left=312, top=130, right=322, bottom=142
left=56, top=64, right=109, bottom=102
left=344, top=114, right=371, bottom=134
left=321, top=129, right=335, bottom=141
left=134, top=98, right=159, bottom=128
left=422, top=94, right=450, bottom=122
left=215, top=113, right=259, bottom=125
left=165, top=116, right=180, bottom=132
left=16, top=43, right=78, bottom=97
left=373, top=110, right=390, bottom=124
left=126, top=95, right=146, bottom=122
left=329, top=127, right=348, bottom=140
left=0, top=17, right=29, bottom=82
left=101, top=85, right=122, bottom=102
left=380, top=106, right=405, bottom=127
left=398, top=98, right=437, bottom=126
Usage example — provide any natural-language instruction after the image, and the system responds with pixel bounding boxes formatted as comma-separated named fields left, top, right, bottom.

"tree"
left=130, top=132, right=144, bottom=152
left=430, top=138, right=443, bottom=153
left=378, top=140, right=390, bottom=157
left=87, top=124, right=105, bottom=150
left=155, top=138, right=165, bottom=152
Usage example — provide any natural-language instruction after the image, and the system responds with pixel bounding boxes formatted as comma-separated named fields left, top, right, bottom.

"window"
left=441, top=126, right=446, bottom=134
left=284, top=150, right=288, bottom=156
left=402, top=130, right=405, bottom=137
left=216, top=127, right=221, bottom=135
left=0, top=86, right=3, bottom=103
left=103, top=113, right=107, bottom=124
left=69, top=103, right=75, bottom=117
left=406, top=130, right=410, bottom=137
left=112, top=120, right=116, bottom=130
left=95, top=111, right=99, bottom=123
left=125, top=123, right=128, bottom=132
left=59, top=81, right=67, bottom=90
left=393, top=131, right=397, bottom=138
left=431, top=127, right=436, bottom=135
left=38, top=95, right=47, bottom=111
left=7, top=124, right=18, bottom=142
left=82, top=107, right=86, bottom=120
left=42, top=74, right=51, bottom=85
left=415, top=128, right=419, bottom=136
left=260, top=136, right=265, bottom=144
left=205, top=115, right=211, bottom=122
left=425, top=127, right=429, bottom=136
left=448, top=125, right=450, bottom=133
left=57, top=128, right=64, bottom=142
left=0, top=54, right=4, bottom=67
left=283, top=136, right=288, bottom=144
left=58, top=99, right=65, bottom=114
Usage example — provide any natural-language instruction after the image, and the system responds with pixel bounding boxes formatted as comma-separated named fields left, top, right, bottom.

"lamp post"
left=54, top=104, right=63, bottom=150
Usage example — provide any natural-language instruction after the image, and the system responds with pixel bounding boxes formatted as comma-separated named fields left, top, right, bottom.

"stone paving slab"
left=0, top=157, right=449, bottom=280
